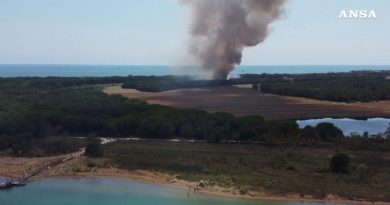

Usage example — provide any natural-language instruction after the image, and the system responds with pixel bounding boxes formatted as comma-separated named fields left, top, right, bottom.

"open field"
left=104, top=85, right=390, bottom=120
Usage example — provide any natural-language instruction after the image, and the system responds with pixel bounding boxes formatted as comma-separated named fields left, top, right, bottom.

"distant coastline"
left=0, top=64, right=390, bottom=77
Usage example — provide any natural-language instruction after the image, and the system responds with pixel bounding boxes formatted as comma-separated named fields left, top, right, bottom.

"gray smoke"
left=181, top=0, right=287, bottom=79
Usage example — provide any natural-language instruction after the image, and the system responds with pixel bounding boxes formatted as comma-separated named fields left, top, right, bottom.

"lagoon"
left=0, top=177, right=347, bottom=205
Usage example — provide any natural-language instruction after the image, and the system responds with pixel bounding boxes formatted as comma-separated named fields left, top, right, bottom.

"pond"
left=297, top=118, right=390, bottom=136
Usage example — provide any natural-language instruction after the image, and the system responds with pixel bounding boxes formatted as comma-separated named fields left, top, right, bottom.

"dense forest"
left=0, top=76, right=389, bottom=156
left=246, top=71, right=390, bottom=102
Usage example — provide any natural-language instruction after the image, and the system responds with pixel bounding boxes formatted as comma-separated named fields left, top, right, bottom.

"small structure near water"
left=1, top=148, right=84, bottom=190
left=198, top=180, right=207, bottom=188
left=0, top=176, right=26, bottom=189
left=0, top=177, right=12, bottom=189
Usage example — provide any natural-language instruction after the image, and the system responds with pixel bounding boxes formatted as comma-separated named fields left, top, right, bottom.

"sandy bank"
left=36, top=168, right=389, bottom=205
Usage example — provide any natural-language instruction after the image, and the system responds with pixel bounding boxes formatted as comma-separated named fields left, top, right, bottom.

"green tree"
left=266, top=120, right=299, bottom=143
left=12, top=140, right=29, bottom=156
left=300, top=125, right=320, bottom=144
left=139, top=116, right=174, bottom=139
left=238, top=115, right=265, bottom=141
left=316, top=123, right=344, bottom=142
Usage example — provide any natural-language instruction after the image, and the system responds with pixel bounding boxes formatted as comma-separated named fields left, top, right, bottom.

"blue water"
left=0, top=177, right=347, bottom=205
left=297, top=118, right=390, bottom=136
left=0, top=64, right=389, bottom=77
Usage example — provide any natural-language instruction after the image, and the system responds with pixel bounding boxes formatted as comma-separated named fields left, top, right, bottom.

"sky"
left=0, top=0, right=389, bottom=65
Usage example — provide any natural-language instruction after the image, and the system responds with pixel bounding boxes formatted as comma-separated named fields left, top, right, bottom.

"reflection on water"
left=297, top=118, right=390, bottom=136
left=0, top=177, right=348, bottom=205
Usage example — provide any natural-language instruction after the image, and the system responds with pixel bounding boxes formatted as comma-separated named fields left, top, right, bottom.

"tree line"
left=245, top=71, right=390, bottom=102
left=121, top=76, right=239, bottom=92
left=12, top=71, right=388, bottom=103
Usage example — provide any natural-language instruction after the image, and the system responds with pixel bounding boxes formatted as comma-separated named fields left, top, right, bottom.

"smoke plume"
left=181, top=0, right=287, bottom=79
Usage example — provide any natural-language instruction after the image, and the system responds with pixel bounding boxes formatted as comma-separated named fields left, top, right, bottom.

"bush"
left=300, top=125, right=320, bottom=144
left=329, top=153, right=350, bottom=174
left=356, top=164, right=370, bottom=179
left=85, top=138, right=103, bottom=158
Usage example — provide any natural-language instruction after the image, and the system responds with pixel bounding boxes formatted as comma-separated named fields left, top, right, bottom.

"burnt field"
left=104, top=85, right=390, bottom=120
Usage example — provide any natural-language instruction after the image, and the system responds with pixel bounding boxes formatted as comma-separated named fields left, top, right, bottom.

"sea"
left=0, top=177, right=348, bottom=205
left=0, top=64, right=389, bottom=77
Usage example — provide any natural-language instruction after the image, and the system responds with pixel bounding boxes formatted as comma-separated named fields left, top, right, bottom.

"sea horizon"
left=0, top=64, right=390, bottom=77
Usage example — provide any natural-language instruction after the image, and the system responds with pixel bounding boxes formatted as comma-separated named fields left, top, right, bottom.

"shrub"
left=85, top=138, right=103, bottom=158
left=329, top=153, right=350, bottom=174
left=356, top=164, right=370, bottom=179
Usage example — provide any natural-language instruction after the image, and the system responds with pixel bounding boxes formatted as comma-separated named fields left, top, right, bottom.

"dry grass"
left=0, top=156, right=62, bottom=178
left=103, top=85, right=390, bottom=120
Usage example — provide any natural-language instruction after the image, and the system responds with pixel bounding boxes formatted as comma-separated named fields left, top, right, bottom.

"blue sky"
left=0, top=0, right=389, bottom=65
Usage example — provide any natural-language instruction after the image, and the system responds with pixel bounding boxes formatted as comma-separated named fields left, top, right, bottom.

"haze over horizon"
left=0, top=0, right=389, bottom=66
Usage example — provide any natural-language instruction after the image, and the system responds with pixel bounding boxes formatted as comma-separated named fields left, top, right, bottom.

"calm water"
left=297, top=118, right=390, bottom=136
left=0, top=64, right=389, bottom=77
left=0, top=177, right=346, bottom=205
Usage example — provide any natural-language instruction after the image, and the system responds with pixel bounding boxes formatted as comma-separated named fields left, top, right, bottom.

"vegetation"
left=0, top=75, right=389, bottom=201
left=0, top=136, right=85, bottom=157
left=121, top=76, right=237, bottom=92
left=315, top=123, right=344, bottom=142
left=85, top=138, right=103, bottom=158
left=246, top=71, right=390, bottom=102
left=14, top=71, right=386, bottom=103
left=385, top=124, right=390, bottom=139
left=329, top=153, right=351, bottom=174
left=0, top=76, right=389, bottom=157
left=104, top=141, right=390, bottom=201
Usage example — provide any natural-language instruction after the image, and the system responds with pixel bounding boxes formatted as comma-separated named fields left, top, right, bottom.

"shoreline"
left=28, top=168, right=389, bottom=205
left=1, top=155, right=389, bottom=205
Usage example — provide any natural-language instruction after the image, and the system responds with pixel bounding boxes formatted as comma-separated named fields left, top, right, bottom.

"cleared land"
left=104, top=85, right=390, bottom=120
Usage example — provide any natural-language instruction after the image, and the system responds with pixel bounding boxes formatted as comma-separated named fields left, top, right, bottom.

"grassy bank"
left=103, top=141, right=390, bottom=202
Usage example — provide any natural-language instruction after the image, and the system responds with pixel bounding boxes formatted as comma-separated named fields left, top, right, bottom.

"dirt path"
left=103, top=85, right=390, bottom=120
